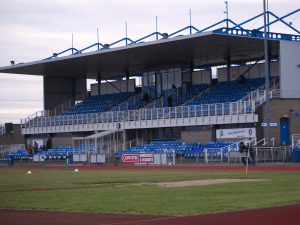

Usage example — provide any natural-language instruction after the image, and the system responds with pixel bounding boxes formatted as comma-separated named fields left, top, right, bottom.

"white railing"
left=146, top=88, right=177, bottom=109
left=104, top=138, right=144, bottom=155
left=72, top=138, right=144, bottom=155
left=23, top=79, right=284, bottom=133
left=0, top=144, right=26, bottom=159
left=112, top=92, right=143, bottom=111
left=21, top=99, right=255, bottom=131
left=236, top=77, right=278, bottom=111
left=254, top=89, right=282, bottom=108
left=23, top=91, right=90, bottom=123
left=292, top=134, right=300, bottom=149
left=251, top=137, right=275, bottom=146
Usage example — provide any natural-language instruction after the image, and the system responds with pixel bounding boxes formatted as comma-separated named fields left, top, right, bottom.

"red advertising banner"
left=121, top=153, right=154, bottom=163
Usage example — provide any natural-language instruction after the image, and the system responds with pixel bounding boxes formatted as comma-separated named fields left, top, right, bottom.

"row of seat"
left=33, top=103, right=252, bottom=127
left=63, top=92, right=133, bottom=115
left=186, top=77, right=274, bottom=106
left=115, top=141, right=239, bottom=158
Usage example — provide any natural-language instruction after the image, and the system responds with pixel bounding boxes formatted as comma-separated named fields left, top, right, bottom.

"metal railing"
left=21, top=78, right=281, bottom=133
left=0, top=144, right=26, bottom=159
left=291, top=134, right=300, bottom=148
left=237, top=77, right=277, bottom=111
left=254, top=89, right=281, bottom=108
left=21, top=99, right=256, bottom=132
left=113, top=92, right=143, bottom=111
left=21, top=91, right=90, bottom=128
left=252, top=147, right=297, bottom=165
left=251, top=137, right=275, bottom=146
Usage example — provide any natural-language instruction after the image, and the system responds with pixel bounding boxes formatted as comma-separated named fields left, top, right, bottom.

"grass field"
left=1, top=168, right=300, bottom=215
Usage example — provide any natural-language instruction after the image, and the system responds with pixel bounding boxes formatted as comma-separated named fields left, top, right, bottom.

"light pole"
left=263, top=0, right=271, bottom=146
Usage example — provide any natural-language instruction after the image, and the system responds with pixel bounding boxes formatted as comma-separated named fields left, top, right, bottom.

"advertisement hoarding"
left=121, top=153, right=154, bottom=163
left=216, top=128, right=256, bottom=139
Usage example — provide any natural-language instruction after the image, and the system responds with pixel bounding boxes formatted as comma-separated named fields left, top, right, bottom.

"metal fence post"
left=108, top=151, right=110, bottom=166
left=180, top=151, right=182, bottom=165
left=264, top=150, right=266, bottom=166
left=160, top=153, right=162, bottom=166
left=282, top=150, right=285, bottom=166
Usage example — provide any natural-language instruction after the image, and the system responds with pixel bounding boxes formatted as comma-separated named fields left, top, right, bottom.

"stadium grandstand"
left=1, top=7, right=300, bottom=166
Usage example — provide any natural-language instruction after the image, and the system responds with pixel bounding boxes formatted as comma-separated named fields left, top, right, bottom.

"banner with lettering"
left=216, top=128, right=256, bottom=139
left=121, top=153, right=154, bottom=163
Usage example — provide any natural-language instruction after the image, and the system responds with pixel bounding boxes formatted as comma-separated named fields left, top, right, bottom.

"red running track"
left=1, top=166, right=300, bottom=224
left=1, top=204, right=300, bottom=225
left=2, top=165, right=300, bottom=172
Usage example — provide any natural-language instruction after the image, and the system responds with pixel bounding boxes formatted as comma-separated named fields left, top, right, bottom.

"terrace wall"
left=256, top=99, right=300, bottom=146
left=0, top=124, right=25, bottom=145
left=181, top=130, right=212, bottom=144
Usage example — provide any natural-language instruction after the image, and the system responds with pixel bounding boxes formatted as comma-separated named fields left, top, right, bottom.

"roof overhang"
left=0, top=29, right=280, bottom=79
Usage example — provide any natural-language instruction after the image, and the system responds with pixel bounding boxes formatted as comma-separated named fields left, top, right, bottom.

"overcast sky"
left=0, top=0, right=299, bottom=124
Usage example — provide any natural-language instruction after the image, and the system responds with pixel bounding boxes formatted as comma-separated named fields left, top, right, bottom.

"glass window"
left=173, top=127, right=180, bottom=137
left=156, top=72, right=161, bottom=97
left=164, top=128, right=172, bottom=138
left=168, top=71, right=174, bottom=89
left=158, top=128, right=163, bottom=139
left=162, top=72, right=168, bottom=90
left=175, top=69, right=182, bottom=88
left=143, top=73, right=148, bottom=87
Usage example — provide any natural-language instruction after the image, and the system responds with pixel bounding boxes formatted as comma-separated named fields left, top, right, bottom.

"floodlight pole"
left=267, top=0, right=270, bottom=32
left=190, top=9, right=192, bottom=34
left=156, top=16, right=158, bottom=40
left=125, top=22, right=128, bottom=45
left=97, top=28, right=100, bottom=50
left=72, top=33, right=74, bottom=54
left=225, top=1, right=228, bottom=28
left=263, top=0, right=271, bottom=146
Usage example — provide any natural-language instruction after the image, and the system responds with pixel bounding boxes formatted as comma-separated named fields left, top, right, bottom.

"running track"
left=1, top=204, right=300, bottom=225
left=1, top=165, right=300, bottom=224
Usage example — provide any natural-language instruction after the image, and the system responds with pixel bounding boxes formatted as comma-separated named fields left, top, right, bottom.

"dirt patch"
left=131, top=179, right=268, bottom=188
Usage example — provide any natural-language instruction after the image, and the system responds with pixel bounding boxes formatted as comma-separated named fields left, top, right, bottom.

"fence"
left=2, top=146, right=300, bottom=167
left=71, top=138, right=144, bottom=165
left=292, top=134, right=300, bottom=148
left=21, top=91, right=91, bottom=128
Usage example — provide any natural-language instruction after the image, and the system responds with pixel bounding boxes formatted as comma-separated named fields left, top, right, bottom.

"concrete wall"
left=0, top=124, right=25, bottom=145
left=181, top=130, right=212, bottom=144
left=52, top=137, right=73, bottom=147
left=256, top=99, right=300, bottom=146
left=192, top=70, right=212, bottom=85
left=44, top=77, right=86, bottom=110
left=91, top=79, right=135, bottom=96
left=216, top=137, right=246, bottom=143
left=217, top=61, right=279, bottom=82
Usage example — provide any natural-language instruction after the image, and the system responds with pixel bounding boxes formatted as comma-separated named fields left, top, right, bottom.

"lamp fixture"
left=10, top=61, right=14, bottom=65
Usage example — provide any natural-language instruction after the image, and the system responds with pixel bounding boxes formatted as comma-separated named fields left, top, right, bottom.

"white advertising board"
left=216, top=128, right=256, bottom=139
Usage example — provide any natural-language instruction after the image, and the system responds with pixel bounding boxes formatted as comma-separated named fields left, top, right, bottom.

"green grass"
left=1, top=169, right=300, bottom=215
